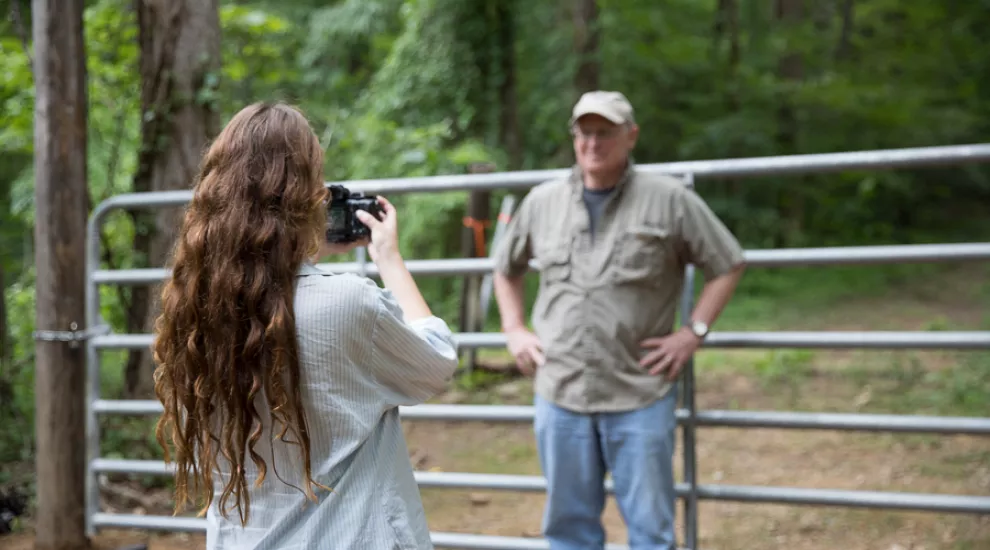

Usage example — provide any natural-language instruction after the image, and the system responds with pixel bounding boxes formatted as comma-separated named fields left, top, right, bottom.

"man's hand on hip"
left=505, top=328, right=545, bottom=376
left=639, top=328, right=701, bottom=380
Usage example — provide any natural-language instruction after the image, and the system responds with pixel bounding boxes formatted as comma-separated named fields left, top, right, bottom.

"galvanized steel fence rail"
left=84, top=143, right=990, bottom=549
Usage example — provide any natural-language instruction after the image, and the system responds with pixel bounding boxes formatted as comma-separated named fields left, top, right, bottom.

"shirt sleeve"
left=367, top=285, right=459, bottom=406
left=674, top=187, right=746, bottom=280
left=492, top=191, right=536, bottom=278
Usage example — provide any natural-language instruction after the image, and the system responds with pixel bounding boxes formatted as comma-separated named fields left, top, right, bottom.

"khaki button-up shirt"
left=493, top=163, right=745, bottom=413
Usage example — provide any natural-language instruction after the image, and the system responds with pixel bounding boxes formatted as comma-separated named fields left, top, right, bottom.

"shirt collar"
left=569, top=158, right=636, bottom=201
left=298, top=262, right=327, bottom=277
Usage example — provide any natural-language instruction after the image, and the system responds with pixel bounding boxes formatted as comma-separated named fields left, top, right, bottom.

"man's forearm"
left=493, top=272, right=527, bottom=331
left=689, top=263, right=745, bottom=328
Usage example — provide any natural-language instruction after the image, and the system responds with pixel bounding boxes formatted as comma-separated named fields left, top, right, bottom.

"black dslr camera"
left=325, top=184, right=384, bottom=243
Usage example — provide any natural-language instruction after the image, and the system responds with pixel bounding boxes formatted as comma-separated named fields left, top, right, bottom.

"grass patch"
left=846, top=351, right=990, bottom=417
left=916, top=448, right=990, bottom=480
left=705, top=262, right=956, bottom=330
left=448, top=440, right=539, bottom=475
left=451, top=366, right=516, bottom=393
left=751, top=350, right=817, bottom=386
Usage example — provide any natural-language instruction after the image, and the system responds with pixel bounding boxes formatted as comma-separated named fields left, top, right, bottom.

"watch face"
left=692, top=321, right=709, bottom=337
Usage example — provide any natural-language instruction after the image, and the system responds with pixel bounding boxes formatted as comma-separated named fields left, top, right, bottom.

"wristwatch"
left=688, top=319, right=709, bottom=339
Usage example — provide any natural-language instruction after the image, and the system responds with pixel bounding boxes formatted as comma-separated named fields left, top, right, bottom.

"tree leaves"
left=1, top=0, right=989, bottom=373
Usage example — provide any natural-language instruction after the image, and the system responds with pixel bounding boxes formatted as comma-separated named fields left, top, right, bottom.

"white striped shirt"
left=205, top=263, right=458, bottom=549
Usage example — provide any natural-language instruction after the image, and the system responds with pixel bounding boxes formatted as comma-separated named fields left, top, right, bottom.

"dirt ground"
left=5, top=420, right=990, bottom=550
left=4, top=266, right=990, bottom=549
left=6, top=368, right=989, bottom=550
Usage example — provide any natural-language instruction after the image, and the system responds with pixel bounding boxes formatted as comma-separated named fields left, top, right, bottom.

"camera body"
left=325, top=184, right=383, bottom=243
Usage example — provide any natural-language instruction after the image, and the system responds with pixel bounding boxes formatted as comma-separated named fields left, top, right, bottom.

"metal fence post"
left=84, top=210, right=103, bottom=536
left=679, top=173, right=700, bottom=550
left=478, top=194, right=517, bottom=323
left=468, top=194, right=518, bottom=376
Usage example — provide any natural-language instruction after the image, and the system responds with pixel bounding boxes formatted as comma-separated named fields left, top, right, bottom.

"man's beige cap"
left=569, top=90, right=635, bottom=126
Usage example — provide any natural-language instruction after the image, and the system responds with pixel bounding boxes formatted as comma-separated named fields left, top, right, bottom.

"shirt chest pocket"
left=611, top=226, right=672, bottom=284
left=537, top=244, right=572, bottom=283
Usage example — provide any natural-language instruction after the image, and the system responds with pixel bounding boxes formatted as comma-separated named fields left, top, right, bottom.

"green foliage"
left=0, top=34, right=35, bottom=277
left=85, top=0, right=141, bottom=205
left=219, top=5, right=301, bottom=110
left=300, top=0, right=402, bottom=76
left=2, top=0, right=990, bottom=466
left=0, top=38, right=33, bottom=154
left=100, top=417, right=165, bottom=461
left=0, top=273, right=36, bottom=462
left=359, top=0, right=480, bottom=132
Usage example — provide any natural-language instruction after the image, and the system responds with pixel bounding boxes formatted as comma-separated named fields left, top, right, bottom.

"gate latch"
left=33, top=322, right=111, bottom=349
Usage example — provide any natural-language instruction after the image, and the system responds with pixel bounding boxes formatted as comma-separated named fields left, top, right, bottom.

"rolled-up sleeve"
left=493, top=192, right=535, bottom=278
left=368, top=286, right=459, bottom=406
left=675, top=187, right=746, bottom=280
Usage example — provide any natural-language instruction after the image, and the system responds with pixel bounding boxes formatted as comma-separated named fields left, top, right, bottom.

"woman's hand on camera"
left=356, top=197, right=432, bottom=321
left=355, top=197, right=401, bottom=264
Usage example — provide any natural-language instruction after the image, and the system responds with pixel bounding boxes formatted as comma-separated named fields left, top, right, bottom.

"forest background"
left=1, top=1, right=989, bottom=547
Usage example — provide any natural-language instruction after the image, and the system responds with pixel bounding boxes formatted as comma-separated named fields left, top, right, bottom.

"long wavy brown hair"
left=152, top=102, right=330, bottom=525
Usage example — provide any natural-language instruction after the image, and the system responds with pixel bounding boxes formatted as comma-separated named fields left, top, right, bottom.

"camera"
left=325, top=184, right=384, bottom=243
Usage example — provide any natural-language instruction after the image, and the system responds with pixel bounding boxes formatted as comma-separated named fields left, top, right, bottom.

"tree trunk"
left=124, top=0, right=221, bottom=397
left=775, top=0, right=804, bottom=245
left=775, top=0, right=803, bottom=151
left=572, top=0, right=599, bottom=94
left=31, top=0, right=90, bottom=547
left=714, top=0, right=743, bottom=232
left=724, top=0, right=740, bottom=93
left=496, top=0, right=522, bottom=170
left=713, top=0, right=740, bottom=74
left=835, top=0, right=855, bottom=61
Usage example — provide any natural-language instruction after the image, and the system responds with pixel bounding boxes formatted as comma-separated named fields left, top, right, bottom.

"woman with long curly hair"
left=152, top=102, right=458, bottom=549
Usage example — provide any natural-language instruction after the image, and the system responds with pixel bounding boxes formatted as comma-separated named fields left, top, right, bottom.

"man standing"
left=492, top=91, right=746, bottom=549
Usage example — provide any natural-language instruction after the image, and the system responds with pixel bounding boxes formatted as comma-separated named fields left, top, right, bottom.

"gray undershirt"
left=582, top=186, right=615, bottom=238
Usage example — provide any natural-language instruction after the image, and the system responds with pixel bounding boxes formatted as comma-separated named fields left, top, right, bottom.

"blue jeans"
left=534, top=388, right=678, bottom=550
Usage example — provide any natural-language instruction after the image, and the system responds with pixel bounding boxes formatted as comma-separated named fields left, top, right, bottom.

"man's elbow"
left=720, top=262, right=746, bottom=288
left=706, top=261, right=746, bottom=289
left=494, top=270, right=526, bottom=294
left=493, top=270, right=512, bottom=288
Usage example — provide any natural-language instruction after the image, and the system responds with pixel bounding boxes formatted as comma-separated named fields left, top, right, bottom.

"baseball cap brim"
left=569, top=105, right=627, bottom=126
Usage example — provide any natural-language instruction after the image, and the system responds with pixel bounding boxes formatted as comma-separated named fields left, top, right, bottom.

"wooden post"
left=459, top=162, right=494, bottom=374
left=32, top=0, right=91, bottom=548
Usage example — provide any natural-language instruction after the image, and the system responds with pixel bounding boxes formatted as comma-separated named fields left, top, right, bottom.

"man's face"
left=572, top=114, right=638, bottom=177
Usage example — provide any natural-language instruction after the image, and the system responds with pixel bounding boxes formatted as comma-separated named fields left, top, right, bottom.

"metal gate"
left=85, top=144, right=990, bottom=549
